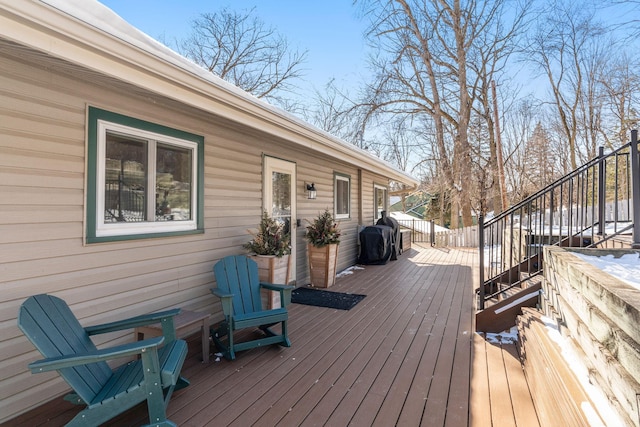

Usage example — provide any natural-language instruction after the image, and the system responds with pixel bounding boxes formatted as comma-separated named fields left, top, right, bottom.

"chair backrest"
left=18, top=294, right=112, bottom=404
left=213, top=255, right=264, bottom=315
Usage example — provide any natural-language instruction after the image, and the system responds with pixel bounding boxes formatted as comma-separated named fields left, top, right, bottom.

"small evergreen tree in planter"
left=305, top=209, right=341, bottom=287
left=244, top=211, right=291, bottom=307
left=244, top=211, right=291, bottom=257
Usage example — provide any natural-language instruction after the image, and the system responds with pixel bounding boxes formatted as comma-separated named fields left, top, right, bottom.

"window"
left=334, top=173, right=350, bottom=219
left=87, top=107, right=204, bottom=242
left=374, top=184, right=388, bottom=220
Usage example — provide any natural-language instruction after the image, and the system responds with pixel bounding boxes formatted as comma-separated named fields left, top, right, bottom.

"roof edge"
left=1, top=0, right=418, bottom=186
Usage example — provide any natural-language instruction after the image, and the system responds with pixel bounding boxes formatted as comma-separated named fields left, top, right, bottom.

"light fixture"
left=306, top=183, right=317, bottom=200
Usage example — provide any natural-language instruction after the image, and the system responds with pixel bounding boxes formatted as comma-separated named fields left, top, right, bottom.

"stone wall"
left=542, top=246, right=640, bottom=427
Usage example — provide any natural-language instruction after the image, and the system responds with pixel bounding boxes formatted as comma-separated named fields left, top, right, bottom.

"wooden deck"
left=4, top=245, right=538, bottom=426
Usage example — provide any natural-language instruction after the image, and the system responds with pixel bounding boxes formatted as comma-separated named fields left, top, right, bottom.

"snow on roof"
left=44, top=0, right=255, bottom=101
left=36, top=0, right=417, bottom=186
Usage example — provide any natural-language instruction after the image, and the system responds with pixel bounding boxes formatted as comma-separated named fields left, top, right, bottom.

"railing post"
left=430, top=219, right=435, bottom=246
left=598, top=146, right=605, bottom=236
left=411, top=219, right=415, bottom=243
left=479, top=215, right=485, bottom=310
left=631, top=130, right=640, bottom=248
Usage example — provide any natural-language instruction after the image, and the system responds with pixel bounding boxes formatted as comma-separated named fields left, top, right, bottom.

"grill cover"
left=358, top=225, right=393, bottom=265
left=376, top=211, right=400, bottom=259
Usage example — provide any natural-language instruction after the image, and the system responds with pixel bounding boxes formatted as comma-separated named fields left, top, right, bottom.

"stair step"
left=476, top=283, right=542, bottom=333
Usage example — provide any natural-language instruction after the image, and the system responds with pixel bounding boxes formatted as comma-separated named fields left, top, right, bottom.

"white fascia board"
left=0, top=0, right=418, bottom=187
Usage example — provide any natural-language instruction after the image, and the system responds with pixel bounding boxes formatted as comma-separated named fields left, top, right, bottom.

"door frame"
left=263, top=155, right=297, bottom=282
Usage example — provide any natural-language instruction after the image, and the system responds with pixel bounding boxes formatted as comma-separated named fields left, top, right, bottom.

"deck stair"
left=477, top=132, right=639, bottom=332
left=516, top=307, right=609, bottom=427
left=476, top=281, right=541, bottom=333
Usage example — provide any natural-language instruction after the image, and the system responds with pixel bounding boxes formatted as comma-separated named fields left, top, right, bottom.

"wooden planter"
left=252, top=254, right=291, bottom=309
left=307, top=243, right=339, bottom=288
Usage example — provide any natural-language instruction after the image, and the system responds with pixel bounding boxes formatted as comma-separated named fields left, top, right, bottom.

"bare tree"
left=599, top=54, right=640, bottom=147
left=381, top=118, right=416, bottom=173
left=356, top=0, right=529, bottom=227
left=304, top=79, right=364, bottom=144
left=608, top=0, right=640, bottom=38
left=502, top=98, right=540, bottom=202
left=524, top=1, right=609, bottom=169
left=523, top=123, right=556, bottom=195
left=180, top=8, right=307, bottom=105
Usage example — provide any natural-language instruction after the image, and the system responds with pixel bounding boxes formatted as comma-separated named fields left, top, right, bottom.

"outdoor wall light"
left=306, top=183, right=317, bottom=200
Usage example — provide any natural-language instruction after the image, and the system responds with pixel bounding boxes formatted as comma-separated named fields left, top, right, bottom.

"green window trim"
left=334, top=172, right=351, bottom=220
left=86, top=106, right=204, bottom=243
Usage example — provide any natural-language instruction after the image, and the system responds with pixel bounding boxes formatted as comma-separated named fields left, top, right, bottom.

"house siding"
left=362, top=170, right=384, bottom=224
left=0, top=44, right=402, bottom=421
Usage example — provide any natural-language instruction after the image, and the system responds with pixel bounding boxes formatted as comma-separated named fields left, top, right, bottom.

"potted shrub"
left=244, top=211, right=291, bottom=307
left=305, top=209, right=341, bottom=288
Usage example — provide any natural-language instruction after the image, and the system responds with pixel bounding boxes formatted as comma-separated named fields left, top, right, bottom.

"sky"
left=97, top=1, right=640, bottom=102
left=98, top=0, right=371, bottom=99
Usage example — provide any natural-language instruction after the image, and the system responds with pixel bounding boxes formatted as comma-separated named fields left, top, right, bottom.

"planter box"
left=252, top=254, right=291, bottom=309
left=308, top=243, right=339, bottom=288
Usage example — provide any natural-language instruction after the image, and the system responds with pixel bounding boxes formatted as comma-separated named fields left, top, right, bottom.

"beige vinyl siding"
left=291, top=157, right=363, bottom=282
left=0, top=45, right=402, bottom=422
left=1, top=53, right=229, bottom=419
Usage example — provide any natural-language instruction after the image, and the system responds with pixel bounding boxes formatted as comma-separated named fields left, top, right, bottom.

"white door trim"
left=263, top=156, right=297, bottom=282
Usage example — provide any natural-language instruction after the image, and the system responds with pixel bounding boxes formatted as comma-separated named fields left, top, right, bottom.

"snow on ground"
left=482, top=244, right=503, bottom=268
left=572, top=252, right=640, bottom=290
left=484, top=326, right=518, bottom=344
left=336, top=265, right=365, bottom=278
left=540, top=316, right=625, bottom=427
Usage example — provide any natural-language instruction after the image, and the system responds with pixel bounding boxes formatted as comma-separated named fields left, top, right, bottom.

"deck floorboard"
left=4, top=245, right=540, bottom=427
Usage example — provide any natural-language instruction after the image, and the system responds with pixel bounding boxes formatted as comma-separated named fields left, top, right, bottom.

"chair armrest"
left=211, top=287, right=234, bottom=317
left=211, top=288, right=233, bottom=299
left=260, top=283, right=295, bottom=307
left=85, top=308, right=181, bottom=335
left=28, top=337, right=164, bottom=373
left=260, top=283, right=295, bottom=292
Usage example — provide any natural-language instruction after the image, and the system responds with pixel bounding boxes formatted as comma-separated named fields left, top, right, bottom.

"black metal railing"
left=478, top=131, right=639, bottom=310
left=104, top=177, right=146, bottom=222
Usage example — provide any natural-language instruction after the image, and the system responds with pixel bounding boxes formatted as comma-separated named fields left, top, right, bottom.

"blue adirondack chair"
left=17, top=294, right=189, bottom=427
left=211, top=255, right=294, bottom=360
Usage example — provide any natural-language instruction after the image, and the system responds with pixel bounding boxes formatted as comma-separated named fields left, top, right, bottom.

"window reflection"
left=103, top=133, right=194, bottom=224
left=156, top=143, right=192, bottom=221
left=271, top=172, right=291, bottom=217
left=104, top=133, right=147, bottom=222
left=375, top=186, right=388, bottom=220
left=336, top=178, right=349, bottom=216
left=271, top=171, right=291, bottom=236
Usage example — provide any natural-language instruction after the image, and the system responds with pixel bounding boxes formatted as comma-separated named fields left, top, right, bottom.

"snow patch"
left=336, top=265, right=365, bottom=278
left=572, top=252, right=640, bottom=289
left=484, top=326, right=519, bottom=344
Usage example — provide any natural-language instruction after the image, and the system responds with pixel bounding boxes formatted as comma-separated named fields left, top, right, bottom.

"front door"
left=263, top=156, right=296, bottom=282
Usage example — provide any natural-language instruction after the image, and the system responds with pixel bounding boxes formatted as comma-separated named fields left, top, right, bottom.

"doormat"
left=291, top=287, right=366, bottom=310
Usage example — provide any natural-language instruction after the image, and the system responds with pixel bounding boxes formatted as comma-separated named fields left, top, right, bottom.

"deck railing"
left=478, top=130, right=639, bottom=309
left=393, top=219, right=481, bottom=247
left=393, top=218, right=433, bottom=244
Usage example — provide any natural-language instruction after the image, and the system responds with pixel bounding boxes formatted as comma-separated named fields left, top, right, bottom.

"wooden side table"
left=400, top=229, right=411, bottom=253
left=135, top=309, right=211, bottom=363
